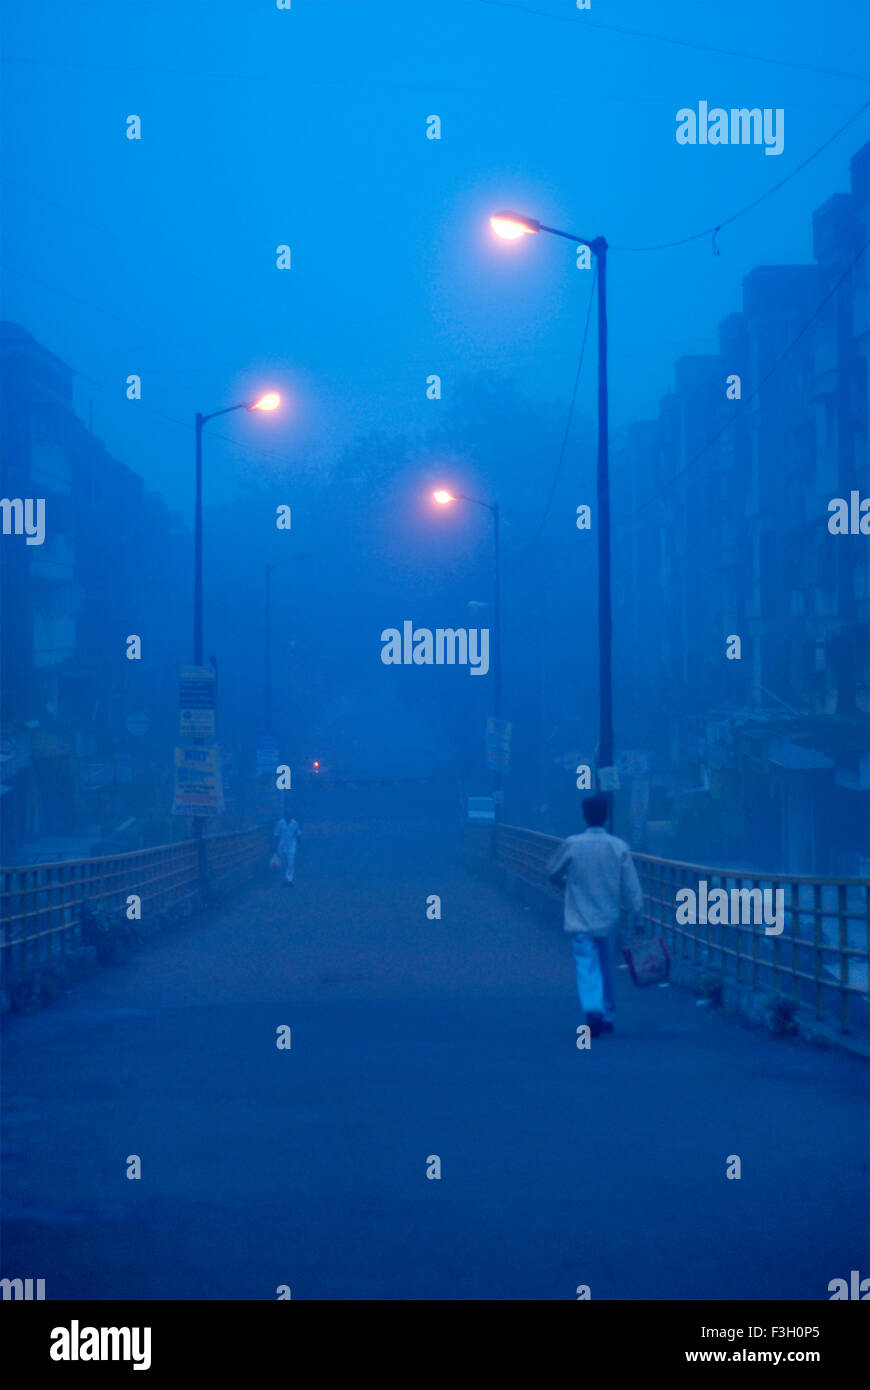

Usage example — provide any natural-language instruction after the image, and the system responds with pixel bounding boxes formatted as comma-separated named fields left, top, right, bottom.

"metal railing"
left=490, top=823, right=870, bottom=1035
left=0, top=826, right=272, bottom=984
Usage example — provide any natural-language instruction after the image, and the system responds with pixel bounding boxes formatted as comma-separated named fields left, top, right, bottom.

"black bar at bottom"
left=1, top=1299, right=865, bottom=1375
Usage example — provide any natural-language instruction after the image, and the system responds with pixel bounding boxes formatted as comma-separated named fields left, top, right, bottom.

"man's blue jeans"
left=570, top=931, right=616, bottom=1021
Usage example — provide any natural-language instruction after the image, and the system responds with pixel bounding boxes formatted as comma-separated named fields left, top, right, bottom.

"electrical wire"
left=2, top=265, right=299, bottom=469
left=622, top=236, right=870, bottom=520
left=522, top=265, right=597, bottom=552
left=471, top=0, right=870, bottom=84
left=610, top=99, right=870, bottom=252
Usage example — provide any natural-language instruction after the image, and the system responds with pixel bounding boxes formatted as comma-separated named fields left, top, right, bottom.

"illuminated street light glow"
left=488, top=206, right=614, bottom=806
left=433, top=489, right=455, bottom=504
left=490, top=211, right=540, bottom=240
left=250, top=391, right=281, bottom=412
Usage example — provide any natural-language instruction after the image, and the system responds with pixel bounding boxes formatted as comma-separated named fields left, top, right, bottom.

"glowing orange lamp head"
left=490, top=211, right=540, bottom=240
left=250, top=391, right=281, bottom=412
left=433, top=489, right=455, bottom=505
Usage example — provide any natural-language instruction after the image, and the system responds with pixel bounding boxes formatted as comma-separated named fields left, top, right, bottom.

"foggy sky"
left=3, top=0, right=869, bottom=527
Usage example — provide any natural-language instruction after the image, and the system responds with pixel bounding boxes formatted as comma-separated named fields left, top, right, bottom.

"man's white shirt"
left=547, top=826, right=643, bottom=936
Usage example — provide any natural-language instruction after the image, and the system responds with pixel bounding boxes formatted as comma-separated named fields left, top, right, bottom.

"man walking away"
left=547, top=795, right=643, bottom=1037
left=274, top=810, right=301, bottom=885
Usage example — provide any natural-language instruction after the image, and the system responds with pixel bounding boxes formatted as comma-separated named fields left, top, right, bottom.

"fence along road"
left=1, top=793, right=867, bottom=1299
left=3, top=819, right=867, bottom=1036
left=487, top=823, right=869, bottom=1037
left=0, top=826, right=270, bottom=992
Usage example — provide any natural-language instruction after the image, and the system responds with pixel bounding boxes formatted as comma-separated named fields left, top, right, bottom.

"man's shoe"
left=601, top=1020, right=614, bottom=1034
left=587, top=1011, right=603, bottom=1038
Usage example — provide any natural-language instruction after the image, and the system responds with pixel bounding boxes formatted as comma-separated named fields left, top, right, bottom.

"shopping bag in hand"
left=623, top=933, right=670, bottom=986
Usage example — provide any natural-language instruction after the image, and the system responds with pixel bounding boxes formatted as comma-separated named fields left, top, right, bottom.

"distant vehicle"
left=465, top=795, right=495, bottom=823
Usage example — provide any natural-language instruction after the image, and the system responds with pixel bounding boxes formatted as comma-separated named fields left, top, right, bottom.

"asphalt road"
left=2, top=797, right=867, bottom=1300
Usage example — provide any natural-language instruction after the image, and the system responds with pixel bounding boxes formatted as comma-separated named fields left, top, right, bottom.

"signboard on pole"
left=172, top=745, right=224, bottom=816
left=486, top=716, right=513, bottom=773
left=179, top=666, right=216, bottom=739
left=256, top=734, right=279, bottom=778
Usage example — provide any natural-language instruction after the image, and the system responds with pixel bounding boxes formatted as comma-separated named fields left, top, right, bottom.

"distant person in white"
left=547, top=795, right=643, bottom=1037
left=274, top=812, right=301, bottom=885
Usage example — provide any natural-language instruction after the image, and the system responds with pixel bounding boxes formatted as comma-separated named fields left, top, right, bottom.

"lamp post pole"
left=192, top=404, right=243, bottom=896
left=491, top=501, right=503, bottom=801
left=593, top=239, right=613, bottom=786
left=265, top=561, right=272, bottom=733
left=491, top=214, right=613, bottom=816
left=434, top=491, right=504, bottom=806
left=191, top=393, right=281, bottom=885
left=194, top=400, right=267, bottom=666
left=194, top=412, right=204, bottom=666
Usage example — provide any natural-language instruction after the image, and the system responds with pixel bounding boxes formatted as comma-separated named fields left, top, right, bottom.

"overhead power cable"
left=2, top=264, right=298, bottom=469
left=610, top=99, right=870, bottom=252
left=622, top=236, right=870, bottom=520
left=523, top=265, right=597, bottom=552
left=471, top=0, right=870, bottom=84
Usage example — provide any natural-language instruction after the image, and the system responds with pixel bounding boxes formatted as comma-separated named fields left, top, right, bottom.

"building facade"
left=613, top=144, right=869, bottom=876
left=0, top=324, right=188, bottom=862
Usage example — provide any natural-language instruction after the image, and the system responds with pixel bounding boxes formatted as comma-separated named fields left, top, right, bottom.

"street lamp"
left=489, top=213, right=540, bottom=239
left=490, top=209, right=614, bottom=810
left=194, top=392, right=281, bottom=665
left=433, top=488, right=503, bottom=803
left=190, top=390, right=280, bottom=889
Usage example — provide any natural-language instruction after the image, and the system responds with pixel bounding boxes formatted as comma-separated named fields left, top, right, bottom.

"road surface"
left=2, top=789, right=867, bottom=1300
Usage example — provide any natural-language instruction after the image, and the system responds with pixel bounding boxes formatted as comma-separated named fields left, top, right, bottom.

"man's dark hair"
left=582, top=795, right=608, bottom=827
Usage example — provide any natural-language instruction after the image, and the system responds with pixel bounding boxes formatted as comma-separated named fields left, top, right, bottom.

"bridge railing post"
left=806, top=884, right=817, bottom=1028
left=837, top=883, right=848, bottom=1034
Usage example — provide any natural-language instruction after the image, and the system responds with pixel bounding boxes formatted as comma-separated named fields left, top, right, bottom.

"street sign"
left=179, top=666, right=216, bottom=739
left=256, top=734, right=279, bottom=777
left=172, top=745, right=224, bottom=816
left=486, top=716, right=512, bottom=773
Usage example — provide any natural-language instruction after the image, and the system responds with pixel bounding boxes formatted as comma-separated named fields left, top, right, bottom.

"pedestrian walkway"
left=2, top=803, right=866, bottom=1300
